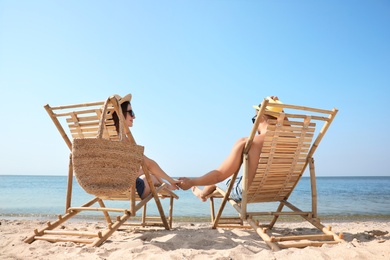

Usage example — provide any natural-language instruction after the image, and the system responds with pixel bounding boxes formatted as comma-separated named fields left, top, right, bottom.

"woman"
left=112, top=94, right=180, bottom=199
left=178, top=96, right=282, bottom=202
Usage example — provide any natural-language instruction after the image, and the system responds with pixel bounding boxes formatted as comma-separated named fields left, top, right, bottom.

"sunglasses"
left=252, top=115, right=256, bottom=124
left=127, top=110, right=135, bottom=117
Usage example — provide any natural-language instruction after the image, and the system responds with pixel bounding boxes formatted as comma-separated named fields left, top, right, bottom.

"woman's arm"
left=143, top=155, right=179, bottom=190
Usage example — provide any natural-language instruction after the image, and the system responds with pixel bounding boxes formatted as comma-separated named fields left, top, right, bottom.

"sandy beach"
left=1, top=218, right=389, bottom=259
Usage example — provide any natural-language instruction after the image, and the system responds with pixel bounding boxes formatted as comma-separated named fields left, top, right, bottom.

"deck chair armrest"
left=206, top=187, right=225, bottom=199
left=156, top=183, right=180, bottom=199
left=209, top=172, right=240, bottom=202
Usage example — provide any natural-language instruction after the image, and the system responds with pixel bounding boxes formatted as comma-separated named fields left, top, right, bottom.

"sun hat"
left=253, top=96, right=283, bottom=113
left=112, top=94, right=132, bottom=104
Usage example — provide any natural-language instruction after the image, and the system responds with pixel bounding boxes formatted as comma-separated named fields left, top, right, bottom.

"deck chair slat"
left=264, top=134, right=314, bottom=142
left=69, top=125, right=99, bottom=132
left=66, top=115, right=101, bottom=124
left=267, top=118, right=317, bottom=126
left=259, top=156, right=308, bottom=162
left=49, top=101, right=105, bottom=110
left=266, top=124, right=316, bottom=131
left=55, top=108, right=104, bottom=117
left=252, top=175, right=301, bottom=182
left=260, top=147, right=311, bottom=154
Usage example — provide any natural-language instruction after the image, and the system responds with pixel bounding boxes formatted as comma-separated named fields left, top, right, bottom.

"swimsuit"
left=136, top=177, right=145, bottom=197
left=217, top=175, right=243, bottom=202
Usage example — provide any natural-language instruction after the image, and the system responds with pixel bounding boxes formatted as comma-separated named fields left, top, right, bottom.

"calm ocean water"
left=1, top=175, right=389, bottom=221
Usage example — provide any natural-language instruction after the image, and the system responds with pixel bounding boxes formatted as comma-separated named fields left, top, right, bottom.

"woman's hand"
left=177, top=177, right=193, bottom=190
left=167, top=179, right=181, bottom=190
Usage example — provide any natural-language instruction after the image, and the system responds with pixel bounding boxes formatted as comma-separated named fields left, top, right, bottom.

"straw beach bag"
left=72, top=97, right=144, bottom=197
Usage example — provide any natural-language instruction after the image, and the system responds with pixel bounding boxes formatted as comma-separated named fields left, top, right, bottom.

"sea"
left=1, top=175, right=390, bottom=222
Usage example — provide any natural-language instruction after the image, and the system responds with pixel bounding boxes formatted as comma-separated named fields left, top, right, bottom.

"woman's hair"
left=112, top=101, right=130, bottom=133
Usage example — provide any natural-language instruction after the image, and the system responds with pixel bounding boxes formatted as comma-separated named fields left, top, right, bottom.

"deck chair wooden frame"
left=208, top=98, right=344, bottom=251
left=25, top=95, right=178, bottom=247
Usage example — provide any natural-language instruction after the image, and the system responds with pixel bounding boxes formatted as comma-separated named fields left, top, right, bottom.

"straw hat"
left=112, top=94, right=132, bottom=104
left=253, top=96, right=283, bottom=113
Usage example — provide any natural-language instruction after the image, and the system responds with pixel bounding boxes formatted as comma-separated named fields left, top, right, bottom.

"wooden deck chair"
left=208, top=98, right=344, bottom=251
left=25, top=95, right=178, bottom=247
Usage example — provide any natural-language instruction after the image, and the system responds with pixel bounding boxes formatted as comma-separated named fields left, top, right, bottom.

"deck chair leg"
left=247, top=218, right=281, bottom=251
left=97, top=199, right=113, bottom=224
left=210, top=197, right=216, bottom=223
left=212, top=192, right=230, bottom=229
left=25, top=197, right=99, bottom=244
left=210, top=171, right=242, bottom=229
left=92, top=211, right=131, bottom=247
left=269, top=202, right=285, bottom=229
left=309, top=157, right=318, bottom=218
left=153, top=196, right=170, bottom=229
left=25, top=213, right=77, bottom=244
left=142, top=163, right=170, bottom=230
left=282, top=200, right=324, bottom=230
left=168, top=197, right=174, bottom=228
left=65, top=155, right=73, bottom=212
left=142, top=204, right=147, bottom=227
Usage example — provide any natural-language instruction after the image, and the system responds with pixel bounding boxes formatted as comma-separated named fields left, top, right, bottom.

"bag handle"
left=97, top=97, right=126, bottom=141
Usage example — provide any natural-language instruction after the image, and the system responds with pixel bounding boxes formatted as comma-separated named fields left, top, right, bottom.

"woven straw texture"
left=72, top=138, right=144, bottom=197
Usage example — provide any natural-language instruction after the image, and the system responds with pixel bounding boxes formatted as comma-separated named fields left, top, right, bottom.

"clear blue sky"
left=1, top=1, right=389, bottom=177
